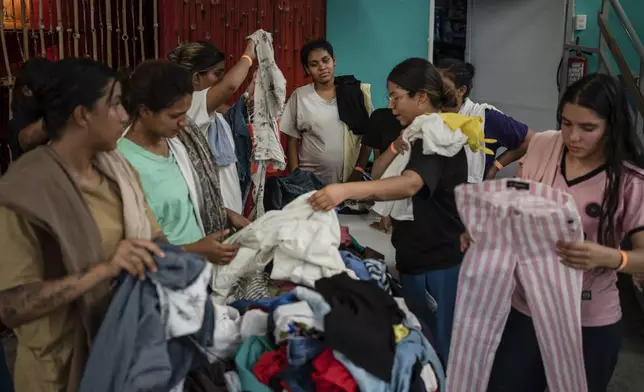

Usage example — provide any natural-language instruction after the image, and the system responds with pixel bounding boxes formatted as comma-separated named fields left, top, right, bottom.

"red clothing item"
left=312, top=348, right=358, bottom=392
left=253, top=345, right=288, bottom=386
left=340, top=226, right=352, bottom=247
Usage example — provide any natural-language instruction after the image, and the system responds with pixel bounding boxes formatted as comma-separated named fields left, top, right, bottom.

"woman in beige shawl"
left=0, top=58, right=165, bottom=392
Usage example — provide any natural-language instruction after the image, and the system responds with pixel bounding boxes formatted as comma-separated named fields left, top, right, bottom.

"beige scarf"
left=0, top=146, right=151, bottom=338
left=94, top=149, right=152, bottom=239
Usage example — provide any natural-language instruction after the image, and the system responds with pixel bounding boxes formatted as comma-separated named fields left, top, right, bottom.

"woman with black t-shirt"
left=308, top=58, right=469, bottom=361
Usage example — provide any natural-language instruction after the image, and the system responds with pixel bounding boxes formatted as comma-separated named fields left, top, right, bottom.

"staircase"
left=561, top=0, right=644, bottom=139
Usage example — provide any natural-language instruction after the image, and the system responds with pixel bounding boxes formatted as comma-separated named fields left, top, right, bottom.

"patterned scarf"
left=178, top=121, right=228, bottom=235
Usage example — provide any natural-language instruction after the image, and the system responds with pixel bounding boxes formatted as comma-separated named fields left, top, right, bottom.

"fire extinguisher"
left=558, top=37, right=592, bottom=91
left=567, top=52, right=588, bottom=86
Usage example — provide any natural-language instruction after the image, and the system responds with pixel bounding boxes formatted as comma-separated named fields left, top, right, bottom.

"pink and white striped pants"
left=446, top=178, right=587, bottom=392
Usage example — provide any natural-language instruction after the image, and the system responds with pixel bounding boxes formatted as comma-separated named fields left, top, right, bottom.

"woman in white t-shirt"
left=168, top=40, right=256, bottom=214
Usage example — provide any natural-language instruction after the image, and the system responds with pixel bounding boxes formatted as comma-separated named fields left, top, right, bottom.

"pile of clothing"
left=79, top=242, right=216, bottom=392
left=185, top=193, right=445, bottom=392
left=210, top=192, right=355, bottom=303
left=79, top=195, right=444, bottom=392
left=185, top=274, right=444, bottom=392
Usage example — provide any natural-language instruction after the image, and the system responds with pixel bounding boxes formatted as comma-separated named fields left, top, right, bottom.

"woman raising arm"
left=169, top=40, right=256, bottom=216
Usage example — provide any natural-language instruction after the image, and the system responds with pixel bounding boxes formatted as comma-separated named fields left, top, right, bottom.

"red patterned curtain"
left=158, top=0, right=326, bottom=99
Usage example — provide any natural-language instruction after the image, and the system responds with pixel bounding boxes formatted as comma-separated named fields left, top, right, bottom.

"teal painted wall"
left=575, top=0, right=644, bottom=73
left=326, top=0, right=430, bottom=109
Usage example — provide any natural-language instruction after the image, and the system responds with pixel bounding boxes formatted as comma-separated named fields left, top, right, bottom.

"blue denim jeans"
left=400, top=263, right=461, bottom=363
left=287, top=336, right=325, bottom=367
left=280, top=336, right=325, bottom=391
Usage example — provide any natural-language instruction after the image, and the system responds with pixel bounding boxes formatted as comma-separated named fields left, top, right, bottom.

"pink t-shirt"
left=513, top=152, right=644, bottom=327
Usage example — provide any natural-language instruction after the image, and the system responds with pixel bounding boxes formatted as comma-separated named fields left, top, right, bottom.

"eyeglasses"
left=385, top=92, right=408, bottom=106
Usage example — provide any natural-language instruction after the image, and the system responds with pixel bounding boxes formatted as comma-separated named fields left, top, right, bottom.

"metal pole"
left=428, top=0, right=434, bottom=63
left=598, top=0, right=609, bottom=73
left=560, top=0, right=576, bottom=99
left=638, top=60, right=644, bottom=144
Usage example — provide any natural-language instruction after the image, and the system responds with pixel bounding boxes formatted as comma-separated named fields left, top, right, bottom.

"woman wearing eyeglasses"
left=309, top=58, right=471, bottom=361
left=168, top=40, right=256, bottom=216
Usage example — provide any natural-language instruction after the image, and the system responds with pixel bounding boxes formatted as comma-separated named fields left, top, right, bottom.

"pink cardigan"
left=518, top=130, right=564, bottom=185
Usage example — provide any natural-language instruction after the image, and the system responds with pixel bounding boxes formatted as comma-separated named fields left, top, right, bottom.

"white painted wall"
left=467, top=0, right=567, bottom=132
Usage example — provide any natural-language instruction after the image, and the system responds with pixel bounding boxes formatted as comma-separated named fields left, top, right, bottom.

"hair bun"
left=116, top=66, right=135, bottom=114
left=465, top=62, right=476, bottom=78
left=166, top=45, right=184, bottom=62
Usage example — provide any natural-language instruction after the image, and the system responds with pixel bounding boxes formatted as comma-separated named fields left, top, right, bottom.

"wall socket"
left=575, top=14, right=587, bottom=31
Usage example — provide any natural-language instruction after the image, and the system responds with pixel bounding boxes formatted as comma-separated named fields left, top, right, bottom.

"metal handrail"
left=608, top=0, right=644, bottom=62
left=598, top=14, right=644, bottom=116
left=598, top=0, right=644, bottom=135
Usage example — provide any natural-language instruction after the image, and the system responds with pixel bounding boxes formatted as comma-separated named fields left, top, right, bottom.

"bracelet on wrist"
left=616, top=250, right=629, bottom=271
left=241, top=55, right=253, bottom=66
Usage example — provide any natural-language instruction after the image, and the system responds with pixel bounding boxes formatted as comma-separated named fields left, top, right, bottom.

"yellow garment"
left=341, top=83, right=373, bottom=182
left=393, top=324, right=410, bottom=343
left=438, top=112, right=496, bottom=155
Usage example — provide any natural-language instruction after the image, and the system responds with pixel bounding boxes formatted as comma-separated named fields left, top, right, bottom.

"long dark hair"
left=24, top=58, right=117, bottom=140
left=558, top=73, right=644, bottom=246
left=387, top=58, right=457, bottom=109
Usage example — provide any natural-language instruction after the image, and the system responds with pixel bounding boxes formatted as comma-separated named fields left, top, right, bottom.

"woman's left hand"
left=556, top=240, right=621, bottom=271
left=308, top=184, right=348, bottom=211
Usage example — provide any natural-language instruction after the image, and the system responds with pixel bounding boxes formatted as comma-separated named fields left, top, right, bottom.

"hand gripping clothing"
left=372, top=113, right=489, bottom=221
left=210, top=192, right=355, bottom=303
left=447, top=178, right=587, bottom=392
left=80, top=242, right=214, bottom=392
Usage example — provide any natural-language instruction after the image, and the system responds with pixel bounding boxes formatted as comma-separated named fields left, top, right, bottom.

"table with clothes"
left=78, top=193, right=444, bottom=392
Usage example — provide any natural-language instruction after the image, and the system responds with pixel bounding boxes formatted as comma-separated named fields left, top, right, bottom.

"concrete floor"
left=607, top=275, right=644, bottom=392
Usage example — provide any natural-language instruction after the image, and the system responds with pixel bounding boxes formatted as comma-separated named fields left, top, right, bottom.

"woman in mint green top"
left=118, top=139, right=204, bottom=245
left=118, top=60, right=250, bottom=264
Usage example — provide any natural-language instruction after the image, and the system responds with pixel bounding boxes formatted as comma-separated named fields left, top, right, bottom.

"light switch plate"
left=575, top=14, right=587, bottom=31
